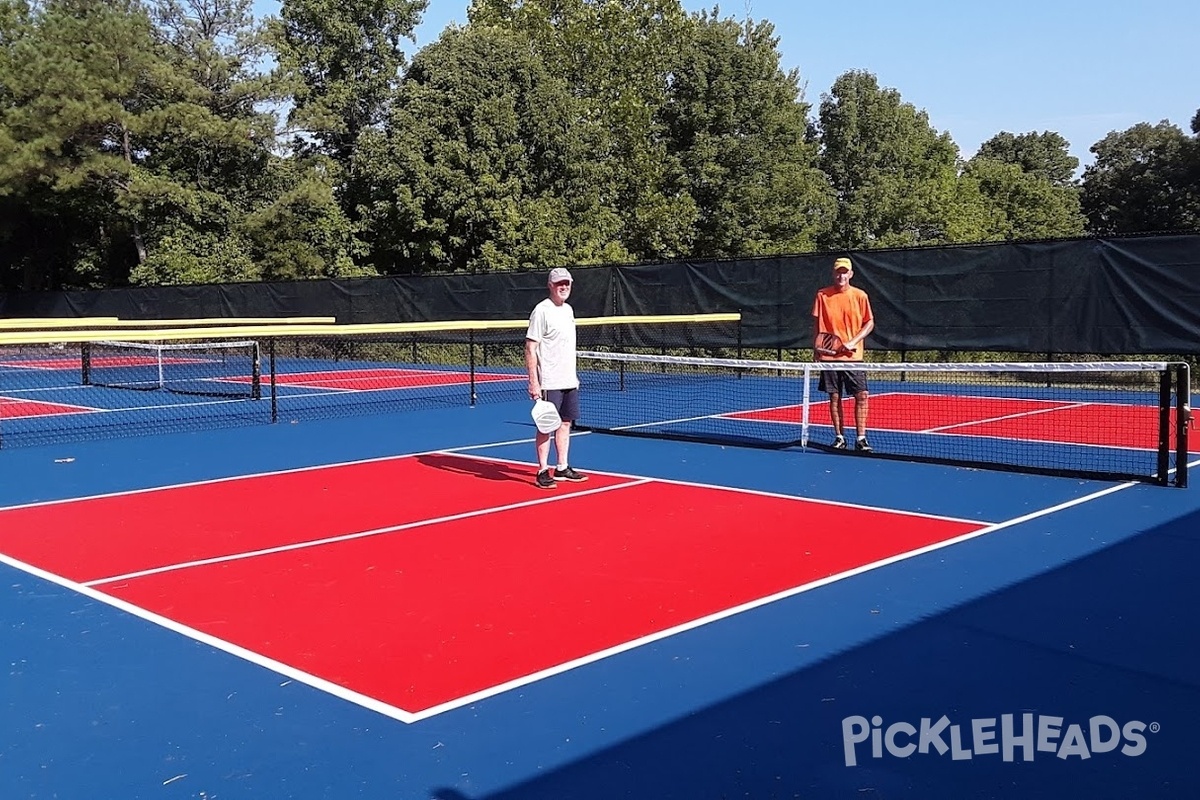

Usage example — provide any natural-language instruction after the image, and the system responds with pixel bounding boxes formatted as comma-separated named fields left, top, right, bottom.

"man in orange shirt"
left=812, top=256, right=875, bottom=451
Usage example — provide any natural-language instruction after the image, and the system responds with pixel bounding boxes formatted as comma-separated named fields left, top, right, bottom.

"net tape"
left=578, top=351, right=1179, bottom=373
left=94, top=339, right=260, bottom=352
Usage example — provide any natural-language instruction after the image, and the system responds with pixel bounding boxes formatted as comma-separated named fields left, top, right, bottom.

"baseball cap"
left=833, top=257, right=853, bottom=272
left=548, top=267, right=573, bottom=284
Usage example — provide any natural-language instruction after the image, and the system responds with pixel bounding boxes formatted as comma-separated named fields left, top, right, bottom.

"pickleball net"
left=82, top=339, right=262, bottom=399
left=574, top=352, right=1192, bottom=487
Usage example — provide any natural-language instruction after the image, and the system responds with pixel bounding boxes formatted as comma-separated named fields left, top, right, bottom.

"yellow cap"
left=833, top=257, right=852, bottom=271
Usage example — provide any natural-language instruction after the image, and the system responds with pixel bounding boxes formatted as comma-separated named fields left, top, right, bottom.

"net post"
left=81, top=342, right=92, bottom=385
left=1157, top=368, right=1172, bottom=486
left=251, top=341, right=262, bottom=400
left=800, top=363, right=812, bottom=448
left=1175, top=363, right=1190, bottom=488
left=469, top=330, right=477, bottom=406
left=269, top=337, right=278, bottom=424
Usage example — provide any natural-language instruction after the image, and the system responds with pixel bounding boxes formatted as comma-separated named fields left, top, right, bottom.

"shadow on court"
left=415, top=452, right=533, bottom=483
left=430, top=508, right=1200, bottom=800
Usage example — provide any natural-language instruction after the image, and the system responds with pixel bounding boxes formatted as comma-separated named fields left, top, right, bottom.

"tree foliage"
left=0, top=0, right=367, bottom=289
left=964, top=131, right=1086, bottom=240
left=354, top=24, right=622, bottom=273
left=1080, top=119, right=1200, bottom=234
left=0, top=0, right=1195, bottom=291
left=380, top=0, right=834, bottom=269
left=975, top=131, right=1078, bottom=187
left=661, top=12, right=832, bottom=256
left=0, top=0, right=169, bottom=285
left=269, top=0, right=427, bottom=163
left=816, top=70, right=973, bottom=249
left=469, top=0, right=696, bottom=261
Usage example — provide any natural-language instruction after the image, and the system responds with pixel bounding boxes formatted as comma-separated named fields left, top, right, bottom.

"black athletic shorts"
left=544, top=387, right=581, bottom=422
left=818, top=368, right=868, bottom=396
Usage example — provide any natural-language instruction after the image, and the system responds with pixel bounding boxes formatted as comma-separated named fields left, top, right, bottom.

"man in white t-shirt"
left=525, top=267, right=588, bottom=489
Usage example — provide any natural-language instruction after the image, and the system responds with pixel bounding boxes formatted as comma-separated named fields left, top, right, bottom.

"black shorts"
left=818, top=368, right=868, bottom=396
left=544, top=387, right=581, bottom=422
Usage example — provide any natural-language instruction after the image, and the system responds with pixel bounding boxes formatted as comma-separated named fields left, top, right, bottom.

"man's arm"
left=845, top=318, right=874, bottom=351
left=812, top=293, right=827, bottom=353
left=525, top=338, right=541, bottom=399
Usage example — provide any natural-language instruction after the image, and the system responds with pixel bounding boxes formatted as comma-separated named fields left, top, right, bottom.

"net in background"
left=0, top=314, right=740, bottom=448
left=574, top=352, right=1192, bottom=487
left=82, top=340, right=261, bottom=399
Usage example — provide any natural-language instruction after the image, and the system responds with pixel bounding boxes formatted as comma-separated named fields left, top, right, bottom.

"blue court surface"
left=2, top=396, right=1198, bottom=800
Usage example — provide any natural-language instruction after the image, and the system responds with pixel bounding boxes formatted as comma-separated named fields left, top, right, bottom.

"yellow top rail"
left=0, top=316, right=335, bottom=330
left=0, top=317, right=121, bottom=329
left=0, top=313, right=741, bottom=346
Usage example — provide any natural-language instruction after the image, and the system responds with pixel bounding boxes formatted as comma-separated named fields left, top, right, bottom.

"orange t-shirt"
left=812, top=285, right=873, bottom=362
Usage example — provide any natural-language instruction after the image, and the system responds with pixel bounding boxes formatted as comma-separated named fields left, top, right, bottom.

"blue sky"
left=254, top=0, right=1199, bottom=168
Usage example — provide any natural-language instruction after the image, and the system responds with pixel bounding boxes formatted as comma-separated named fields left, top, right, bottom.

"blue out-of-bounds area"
left=1, top=399, right=1198, bottom=800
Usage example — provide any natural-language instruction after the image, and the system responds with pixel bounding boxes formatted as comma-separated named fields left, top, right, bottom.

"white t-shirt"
left=527, top=298, right=578, bottom=390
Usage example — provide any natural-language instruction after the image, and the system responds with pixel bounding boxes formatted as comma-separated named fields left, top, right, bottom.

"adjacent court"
left=0, top=395, right=96, bottom=418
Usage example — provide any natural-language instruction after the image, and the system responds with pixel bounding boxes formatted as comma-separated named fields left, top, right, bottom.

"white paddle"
left=531, top=398, right=562, bottom=434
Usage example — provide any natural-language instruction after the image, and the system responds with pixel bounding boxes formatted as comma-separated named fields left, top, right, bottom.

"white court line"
left=0, top=396, right=102, bottom=415
left=922, top=401, right=1091, bottom=433
left=406, top=478, right=1145, bottom=721
left=0, top=362, right=70, bottom=373
left=0, top=383, right=101, bottom=394
left=458, top=450, right=990, bottom=526
left=703, top=404, right=1168, bottom=454
left=0, top=439, right=1187, bottom=725
left=83, top=444, right=981, bottom=587
left=0, top=547, right=428, bottom=724
left=0, top=442, right=537, bottom=513
left=83, top=477, right=652, bottom=587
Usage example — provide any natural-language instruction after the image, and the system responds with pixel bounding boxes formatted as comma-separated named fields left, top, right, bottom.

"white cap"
left=548, top=267, right=573, bottom=284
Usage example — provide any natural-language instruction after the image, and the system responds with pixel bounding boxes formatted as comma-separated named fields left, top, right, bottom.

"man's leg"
left=534, top=431, right=556, bottom=488
left=554, top=421, right=571, bottom=469
left=551, top=388, right=587, bottom=481
left=828, top=391, right=845, bottom=447
left=854, top=389, right=872, bottom=451
left=854, top=390, right=869, bottom=439
left=828, top=392, right=843, bottom=435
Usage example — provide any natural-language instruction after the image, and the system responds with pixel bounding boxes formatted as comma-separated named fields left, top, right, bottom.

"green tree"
left=147, top=0, right=280, bottom=195
left=660, top=12, right=832, bottom=256
left=0, top=0, right=364, bottom=288
left=815, top=70, right=977, bottom=249
left=964, top=131, right=1085, bottom=240
left=0, top=0, right=168, bottom=284
left=470, top=0, right=695, bottom=260
left=1081, top=119, right=1200, bottom=234
left=355, top=24, right=625, bottom=272
left=269, top=0, right=426, bottom=164
left=129, top=0, right=300, bottom=284
left=974, top=131, right=1078, bottom=187
left=240, top=158, right=371, bottom=280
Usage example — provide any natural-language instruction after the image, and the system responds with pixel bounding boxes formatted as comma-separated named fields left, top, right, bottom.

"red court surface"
left=264, top=367, right=522, bottom=391
left=0, top=396, right=96, bottom=419
left=731, top=392, right=1198, bottom=449
left=0, top=453, right=987, bottom=718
